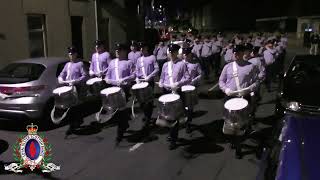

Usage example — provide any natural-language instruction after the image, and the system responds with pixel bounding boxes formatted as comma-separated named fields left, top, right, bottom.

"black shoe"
left=236, top=152, right=242, bottom=159
left=115, top=137, right=122, bottom=146
left=169, top=142, right=177, bottom=150
left=186, top=125, right=192, bottom=134
left=65, top=129, right=73, bottom=136
left=167, top=136, right=172, bottom=142
left=230, top=143, right=236, bottom=149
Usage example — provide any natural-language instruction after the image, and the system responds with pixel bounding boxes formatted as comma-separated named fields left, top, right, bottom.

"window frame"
left=26, top=14, right=48, bottom=58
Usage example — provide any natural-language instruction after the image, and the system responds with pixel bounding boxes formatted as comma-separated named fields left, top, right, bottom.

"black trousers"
left=213, top=53, right=221, bottom=76
left=200, top=57, right=211, bottom=79
left=265, top=63, right=275, bottom=91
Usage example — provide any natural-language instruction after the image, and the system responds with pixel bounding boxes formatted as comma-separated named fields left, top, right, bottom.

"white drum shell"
left=100, top=87, right=126, bottom=110
left=131, top=82, right=153, bottom=103
left=157, top=94, right=183, bottom=121
left=181, top=85, right=198, bottom=107
left=223, top=98, right=250, bottom=135
left=53, top=86, right=77, bottom=109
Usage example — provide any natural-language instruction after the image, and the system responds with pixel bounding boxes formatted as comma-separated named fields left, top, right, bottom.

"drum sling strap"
left=232, top=61, right=241, bottom=92
left=96, top=53, right=101, bottom=73
left=140, top=56, right=147, bottom=79
left=168, top=61, right=174, bottom=87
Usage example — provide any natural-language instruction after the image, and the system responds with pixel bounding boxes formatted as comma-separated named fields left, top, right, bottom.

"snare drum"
left=157, top=94, right=183, bottom=121
left=53, top=86, right=77, bottom=109
left=86, top=77, right=107, bottom=96
left=181, top=85, right=198, bottom=107
left=100, top=87, right=126, bottom=110
left=223, top=98, right=249, bottom=135
left=131, top=82, right=153, bottom=103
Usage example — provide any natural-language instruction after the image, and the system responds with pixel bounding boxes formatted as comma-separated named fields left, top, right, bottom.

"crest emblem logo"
left=4, top=123, right=60, bottom=173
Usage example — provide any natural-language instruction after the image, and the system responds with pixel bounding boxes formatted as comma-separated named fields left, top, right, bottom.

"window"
left=0, top=63, right=46, bottom=84
left=27, top=14, right=47, bottom=58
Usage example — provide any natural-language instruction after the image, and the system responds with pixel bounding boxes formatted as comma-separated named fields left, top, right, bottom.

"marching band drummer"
left=128, top=41, right=142, bottom=65
left=58, top=46, right=89, bottom=136
left=135, top=42, right=159, bottom=131
left=218, top=44, right=259, bottom=159
left=89, top=40, right=110, bottom=78
left=159, top=43, right=190, bottom=150
left=105, top=43, right=135, bottom=145
left=182, top=47, right=202, bottom=134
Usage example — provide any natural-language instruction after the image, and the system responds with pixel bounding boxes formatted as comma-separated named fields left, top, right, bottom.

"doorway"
left=71, top=16, right=83, bottom=59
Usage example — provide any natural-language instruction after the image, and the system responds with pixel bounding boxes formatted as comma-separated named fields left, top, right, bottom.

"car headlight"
left=286, top=101, right=300, bottom=111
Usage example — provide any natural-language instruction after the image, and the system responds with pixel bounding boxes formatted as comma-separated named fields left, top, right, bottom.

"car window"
left=56, top=62, right=67, bottom=77
left=0, top=63, right=45, bottom=84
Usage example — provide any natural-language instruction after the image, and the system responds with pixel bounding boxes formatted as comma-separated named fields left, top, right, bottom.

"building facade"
left=0, top=0, right=143, bottom=67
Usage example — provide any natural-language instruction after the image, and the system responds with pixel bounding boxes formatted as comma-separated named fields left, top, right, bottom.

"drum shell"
left=132, top=86, right=153, bottom=103
left=101, top=88, right=126, bottom=110
left=222, top=106, right=249, bottom=135
left=157, top=98, right=183, bottom=121
left=54, top=91, right=77, bottom=109
left=181, top=89, right=198, bottom=107
left=88, top=80, right=107, bottom=96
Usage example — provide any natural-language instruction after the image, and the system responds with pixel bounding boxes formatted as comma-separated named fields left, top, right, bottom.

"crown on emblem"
left=26, top=123, right=38, bottom=135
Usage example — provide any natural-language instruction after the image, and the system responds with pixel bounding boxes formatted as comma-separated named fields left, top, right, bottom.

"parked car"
left=264, top=55, right=320, bottom=180
left=276, top=55, right=320, bottom=116
left=0, top=57, right=91, bottom=125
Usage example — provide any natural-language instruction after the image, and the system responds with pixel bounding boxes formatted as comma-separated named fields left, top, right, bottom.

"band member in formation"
left=128, top=41, right=142, bottom=65
left=58, top=46, right=89, bottom=136
left=219, top=44, right=259, bottom=158
left=153, top=40, right=168, bottom=76
left=89, top=40, right=110, bottom=78
left=263, top=40, right=278, bottom=92
left=159, top=43, right=190, bottom=150
left=221, top=40, right=234, bottom=64
left=200, top=36, right=212, bottom=80
left=135, top=42, right=159, bottom=131
left=105, top=43, right=135, bottom=145
left=182, top=47, right=202, bottom=133
left=249, top=46, right=266, bottom=101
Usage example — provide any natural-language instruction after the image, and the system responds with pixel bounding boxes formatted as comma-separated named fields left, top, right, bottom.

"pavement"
left=0, top=46, right=307, bottom=180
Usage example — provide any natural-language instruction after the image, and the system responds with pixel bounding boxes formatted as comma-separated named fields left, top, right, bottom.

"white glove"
left=225, top=88, right=232, bottom=96
left=171, top=82, right=179, bottom=91
left=89, top=70, right=95, bottom=76
left=105, top=79, right=111, bottom=84
left=58, top=77, right=64, bottom=84
left=158, top=82, right=163, bottom=88
left=135, top=78, right=140, bottom=84
left=68, top=80, right=76, bottom=86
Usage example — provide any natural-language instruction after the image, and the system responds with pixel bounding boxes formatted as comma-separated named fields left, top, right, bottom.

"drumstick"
left=208, top=83, right=219, bottom=92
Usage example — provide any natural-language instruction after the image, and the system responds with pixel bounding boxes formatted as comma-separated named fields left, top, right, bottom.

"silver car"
left=0, top=57, right=90, bottom=123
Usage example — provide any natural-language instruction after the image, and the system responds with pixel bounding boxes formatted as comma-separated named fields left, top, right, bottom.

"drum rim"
left=101, top=87, right=121, bottom=95
left=158, top=94, right=180, bottom=102
left=224, top=98, right=248, bottom=110
left=53, top=86, right=73, bottom=94
left=181, top=85, right=196, bottom=92
left=132, top=82, right=149, bottom=90
left=86, top=77, right=103, bottom=85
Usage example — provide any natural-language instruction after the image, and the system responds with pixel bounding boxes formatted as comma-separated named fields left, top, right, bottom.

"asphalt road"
left=0, top=46, right=307, bottom=180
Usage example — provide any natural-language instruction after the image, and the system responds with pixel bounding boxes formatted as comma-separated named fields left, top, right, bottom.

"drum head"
left=101, top=87, right=121, bottom=95
left=53, top=86, right=72, bottom=94
left=132, top=82, right=149, bottom=90
left=224, top=98, right=248, bottom=111
left=86, top=77, right=103, bottom=85
left=181, top=85, right=195, bottom=92
left=159, top=94, right=180, bottom=103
